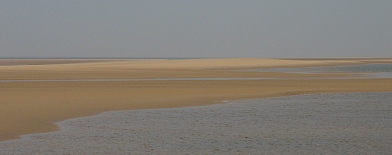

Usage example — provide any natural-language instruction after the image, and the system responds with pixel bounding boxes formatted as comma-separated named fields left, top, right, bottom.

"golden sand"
left=1, top=58, right=392, bottom=141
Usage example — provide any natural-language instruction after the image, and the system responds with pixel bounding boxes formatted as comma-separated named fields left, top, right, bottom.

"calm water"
left=331, top=63, right=392, bottom=72
left=253, top=63, right=392, bottom=73
left=1, top=92, right=391, bottom=154
left=248, top=63, right=392, bottom=78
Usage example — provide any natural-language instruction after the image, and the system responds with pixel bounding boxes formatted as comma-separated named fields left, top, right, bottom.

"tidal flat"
left=1, top=58, right=392, bottom=154
left=1, top=92, right=391, bottom=154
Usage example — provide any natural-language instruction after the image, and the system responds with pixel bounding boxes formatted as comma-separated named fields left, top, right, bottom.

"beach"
left=1, top=92, right=391, bottom=154
left=1, top=58, right=392, bottom=142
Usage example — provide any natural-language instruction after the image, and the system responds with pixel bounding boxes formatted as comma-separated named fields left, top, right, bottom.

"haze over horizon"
left=1, top=0, right=391, bottom=59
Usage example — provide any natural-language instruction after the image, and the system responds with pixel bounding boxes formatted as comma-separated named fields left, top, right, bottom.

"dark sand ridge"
left=1, top=58, right=392, bottom=141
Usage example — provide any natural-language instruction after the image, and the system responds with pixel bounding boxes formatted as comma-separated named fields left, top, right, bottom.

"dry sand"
left=1, top=58, right=392, bottom=141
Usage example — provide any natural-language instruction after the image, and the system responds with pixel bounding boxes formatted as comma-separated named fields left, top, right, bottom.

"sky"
left=1, top=0, right=391, bottom=58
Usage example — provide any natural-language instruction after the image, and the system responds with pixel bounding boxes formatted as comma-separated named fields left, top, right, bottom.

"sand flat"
left=1, top=58, right=392, bottom=141
left=2, top=92, right=391, bottom=154
left=0, top=58, right=370, bottom=80
left=0, top=58, right=369, bottom=70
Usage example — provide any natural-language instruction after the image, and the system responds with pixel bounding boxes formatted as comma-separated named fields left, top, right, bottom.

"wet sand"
left=1, top=92, right=391, bottom=154
left=1, top=58, right=392, bottom=141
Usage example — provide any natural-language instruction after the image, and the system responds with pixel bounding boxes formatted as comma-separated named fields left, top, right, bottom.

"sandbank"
left=1, top=58, right=392, bottom=141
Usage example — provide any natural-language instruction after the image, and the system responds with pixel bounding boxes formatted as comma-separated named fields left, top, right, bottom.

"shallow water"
left=1, top=92, right=391, bottom=154
left=247, top=63, right=392, bottom=78
left=252, top=63, right=392, bottom=73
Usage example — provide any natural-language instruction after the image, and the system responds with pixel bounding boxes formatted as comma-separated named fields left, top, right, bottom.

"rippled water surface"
left=1, top=92, right=392, bottom=154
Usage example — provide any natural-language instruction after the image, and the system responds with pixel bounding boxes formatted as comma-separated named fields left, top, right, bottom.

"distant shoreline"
left=1, top=57, right=392, bottom=67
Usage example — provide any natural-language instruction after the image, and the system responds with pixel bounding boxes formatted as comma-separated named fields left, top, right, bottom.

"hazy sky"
left=1, top=0, right=391, bottom=58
